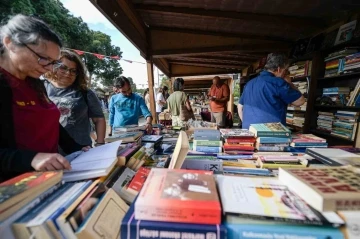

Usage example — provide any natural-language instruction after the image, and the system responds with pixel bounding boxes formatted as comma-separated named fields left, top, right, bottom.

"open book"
left=63, top=141, right=121, bottom=182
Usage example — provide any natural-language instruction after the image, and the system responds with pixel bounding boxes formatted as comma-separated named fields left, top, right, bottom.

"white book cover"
left=216, top=175, right=343, bottom=226
left=307, top=148, right=360, bottom=166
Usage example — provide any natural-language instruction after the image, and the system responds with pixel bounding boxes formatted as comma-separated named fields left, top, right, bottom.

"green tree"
left=0, top=0, right=123, bottom=87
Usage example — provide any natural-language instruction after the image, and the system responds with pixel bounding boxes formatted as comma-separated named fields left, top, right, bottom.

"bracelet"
left=95, top=142, right=105, bottom=145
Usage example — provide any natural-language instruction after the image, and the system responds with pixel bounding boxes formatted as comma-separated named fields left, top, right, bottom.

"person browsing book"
left=109, top=76, right=153, bottom=134
left=0, top=15, right=90, bottom=182
left=207, top=76, right=230, bottom=128
left=44, top=49, right=106, bottom=149
left=238, top=53, right=305, bottom=129
left=167, top=78, right=193, bottom=127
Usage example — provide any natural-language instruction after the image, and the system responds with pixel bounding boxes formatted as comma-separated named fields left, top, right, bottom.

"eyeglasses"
left=55, top=64, right=78, bottom=76
left=24, top=44, right=61, bottom=66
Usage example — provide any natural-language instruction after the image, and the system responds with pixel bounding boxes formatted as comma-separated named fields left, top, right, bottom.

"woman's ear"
left=3, top=36, right=14, bottom=52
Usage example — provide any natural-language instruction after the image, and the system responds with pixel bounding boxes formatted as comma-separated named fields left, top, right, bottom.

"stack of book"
left=286, top=111, right=305, bottom=128
left=220, top=129, right=256, bottom=153
left=317, top=111, right=335, bottom=132
left=288, top=60, right=312, bottom=78
left=106, top=125, right=144, bottom=144
left=217, top=171, right=347, bottom=238
left=193, top=129, right=222, bottom=153
left=290, top=134, right=328, bottom=148
left=250, top=123, right=291, bottom=152
left=293, top=80, right=308, bottom=95
left=343, top=52, right=360, bottom=73
left=323, top=87, right=350, bottom=106
left=121, top=169, right=226, bottom=238
left=332, top=110, right=359, bottom=140
left=324, top=48, right=358, bottom=77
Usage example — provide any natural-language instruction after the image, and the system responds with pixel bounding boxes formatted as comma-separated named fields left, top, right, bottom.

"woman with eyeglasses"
left=44, top=49, right=106, bottom=150
left=0, top=15, right=90, bottom=182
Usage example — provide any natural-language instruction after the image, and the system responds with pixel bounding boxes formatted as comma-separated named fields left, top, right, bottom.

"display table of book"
left=1, top=123, right=360, bottom=239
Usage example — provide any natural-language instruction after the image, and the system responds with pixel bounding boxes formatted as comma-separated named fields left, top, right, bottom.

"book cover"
left=76, top=189, right=129, bottom=239
left=306, top=148, right=360, bottom=166
left=226, top=216, right=343, bottom=239
left=217, top=175, right=344, bottom=226
left=219, top=129, right=255, bottom=138
left=249, top=123, right=291, bottom=138
left=256, top=137, right=291, bottom=144
left=182, top=158, right=223, bottom=171
left=126, top=167, right=151, bottom=195
left=292, top=134, right=326, bottom=143
left=193, top=140, right=223, bottom=147
left=135, top=169, right=221, bottom=224
left=279, top=167, right=360, bottom=212
left=0, top=171, right=62, bottom=213
left=141, top=135, right=163, bottom=143
left=338, top=210, right=360, bottom=239
left=121, top=201, right=226, bottom=239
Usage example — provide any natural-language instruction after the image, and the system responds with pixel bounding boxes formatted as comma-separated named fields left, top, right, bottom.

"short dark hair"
left=0, top=14, right=62, bottom=56
left=264, top=53, right=289, bottom=71
left=162, top=85, right=168, bottom=91
left=173, top=78, right=184, bottom=91
left=114, top=76, right=130, bottom=88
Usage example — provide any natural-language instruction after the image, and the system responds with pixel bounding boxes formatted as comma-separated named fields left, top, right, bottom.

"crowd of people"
left=0, top=14, right=305, bottom=183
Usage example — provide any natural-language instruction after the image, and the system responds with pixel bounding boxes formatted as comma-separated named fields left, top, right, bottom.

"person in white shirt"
left=156, top=86, right=168, bottom=122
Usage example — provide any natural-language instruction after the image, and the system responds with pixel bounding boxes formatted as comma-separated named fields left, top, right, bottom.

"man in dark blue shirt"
left=238, top=53, right=305, bottom=129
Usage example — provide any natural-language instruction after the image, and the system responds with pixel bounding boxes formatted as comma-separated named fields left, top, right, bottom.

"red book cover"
left=127, top=167, right=151, bottom=194
left=225, top=138, right=256, bottom=144
left=0, top=171, right=62, bottom=211
left=223, top=143, right=254, bottom=151
left=135, top=169, right=221, bottom=224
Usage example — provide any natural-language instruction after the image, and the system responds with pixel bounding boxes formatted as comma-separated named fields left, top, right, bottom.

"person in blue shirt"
left=238, top=53, right=305, bottom=129
left=109, top=76, right=153, bottom=134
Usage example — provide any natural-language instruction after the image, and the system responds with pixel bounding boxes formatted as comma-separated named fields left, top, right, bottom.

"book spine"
left=193, top=146, right=222, bottom=153
left=182, top=159, right=223, bottom=171
left=226, top=223, right=343, bottom=239
left=135, top=206, right=221, bottom=225
left=121, top=214, right=224, bottom=239
left=193, top=140, right=222, bottom=147
left=305, top=150, right=343, bottom=166
left=256, top=132, right=290, bottom=138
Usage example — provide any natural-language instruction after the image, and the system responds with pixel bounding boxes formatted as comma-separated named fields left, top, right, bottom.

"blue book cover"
left=257, top=137, right=291, bottom=143
left=226, top=216, right=343, bottom=239
left=121, top=203, right=226, bottom=239
left=194, top=146, right=222, bottom=153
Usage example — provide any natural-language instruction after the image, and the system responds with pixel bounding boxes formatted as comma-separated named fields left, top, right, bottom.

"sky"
left=60, top=0, right=162, bottom=89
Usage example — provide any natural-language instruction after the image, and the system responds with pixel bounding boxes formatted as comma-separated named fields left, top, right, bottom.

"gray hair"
left=264, top=53, right=289, bottom=71
left=0, top=14, right=62, bottom=56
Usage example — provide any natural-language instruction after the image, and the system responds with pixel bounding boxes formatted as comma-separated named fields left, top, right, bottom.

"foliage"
left=160, top=76, right=172, bottom=93
left=0, top=0, right=123, bottom=87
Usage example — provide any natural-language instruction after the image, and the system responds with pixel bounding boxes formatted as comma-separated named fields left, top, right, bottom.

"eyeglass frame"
left=23, top=44, right=61, bottom=66
left=55, top=64, right=78, bottom=77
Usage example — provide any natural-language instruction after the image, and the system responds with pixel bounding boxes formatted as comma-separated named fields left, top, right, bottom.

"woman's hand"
left=31, top=153, right=71, bottom=171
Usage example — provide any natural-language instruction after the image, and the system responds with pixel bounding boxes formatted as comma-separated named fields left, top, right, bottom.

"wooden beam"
left=146, top=60, right=157, bottom=123
left=182, top=55, right=264, bottom=61
left=169, top=60, right=246, bottom=70
left=90, top=0, right=148, bottom=56
left=135, top=4, right=326, bottom=28
left=166, top=56, right=251, bottom=65
left=171, top=64, right=240, bottom=77
left=152, top=44, right=289, bottom=58
left=150, top=26, right=293, bottom=43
